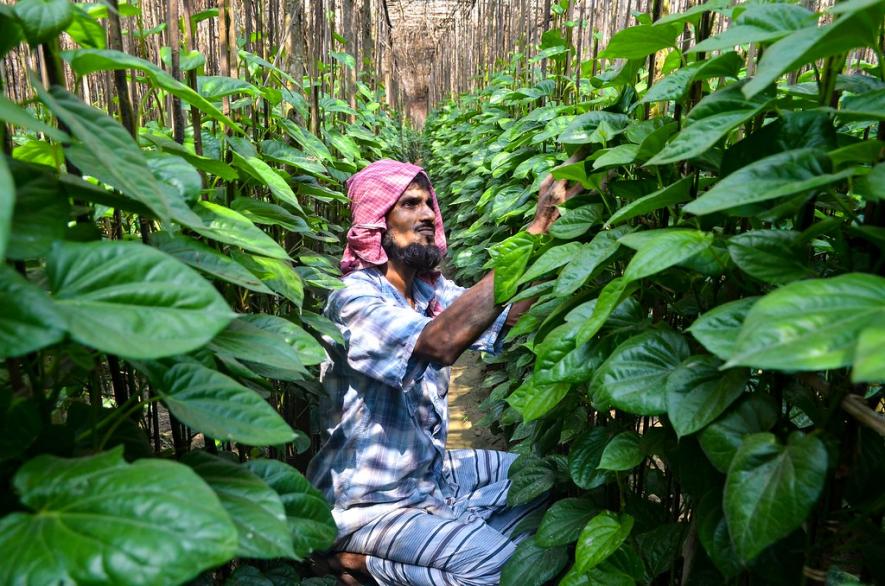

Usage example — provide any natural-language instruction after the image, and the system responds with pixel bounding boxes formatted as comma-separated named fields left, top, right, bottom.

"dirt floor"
left=446, top=350, right=508, bottom=450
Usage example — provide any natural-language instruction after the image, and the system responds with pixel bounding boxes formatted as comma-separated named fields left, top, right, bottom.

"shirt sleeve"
left=327, top=280, right=432, bottom=389
left=436, top=276, right=511, bottom=355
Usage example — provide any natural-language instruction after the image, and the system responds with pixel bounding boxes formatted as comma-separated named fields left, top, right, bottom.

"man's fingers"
left=563, top=146, right=589, bottom=165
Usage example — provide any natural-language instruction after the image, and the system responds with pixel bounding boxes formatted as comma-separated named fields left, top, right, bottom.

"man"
left=307, top=159, right=582, bottom=585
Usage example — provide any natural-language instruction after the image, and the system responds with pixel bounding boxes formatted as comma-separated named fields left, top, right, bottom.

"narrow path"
left=446, top=350, right=508, bottom=450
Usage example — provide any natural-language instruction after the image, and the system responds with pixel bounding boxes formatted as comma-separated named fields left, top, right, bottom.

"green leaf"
left=66, top=4, right=105, bottom=48
left=0, top=447, right=237, bottom=585
left=151, top=232, right=274, bottom=294
left=537, top=498, right=599, bottom=547
left=7, top=160, right=70, bottom=260
left=506, top=377, right=570, bottom=422
left=508, top=457, right=556, bottom=506
left=36, top=85, right=173, bottom=223
left=575, top=277, right=639, bottom=346
left=231, top=252, right=304, bottom=307
left=13, top=0, right=72, bottom=44
left=185, top=451, right=295, bottom=560
left=691, top=3, right=818, bottom=53
left=141, top=133, right=238, bottom=180
left=549, top=204, right=605, bottom=239
left=559, top=112, right=630, bottom=145
left=501, top=538, right=568, bottom=586
left=187, top=201, right=290, bottom=260
left=535, top=330, right=605, bottom=384
left=228, top=137, right=303, bottom=213
left=260, top=139, right=327, bottom=176
left=599, top=23, right=681, bottom=59
left=518, top=241, right=582, bottom=285
left=598, top=431, right=643, bottom=471
left=0, top=93, right=68, bottom=142
left=154, top=360, right=296, bottom=445
left=606, top=176, right=692, bottom=227
left=724, top=432, right=827, bottom=561
left=554, top=227, right=628, bottom=297
left=198, top=75, right=260, bottom=100
left=323, top=129, right=361, bottom=162
left=569, top=427, right=613, bottom=490
left=0, top=265, right=66, bottom=359
left=839, top=88, right=885, bottom=122
left=590, top=329, right=690, bottom=415
left=66, top=49, right=243, bottom=132
left=145, top=152, right=202, bottom=203
left=230, top=197, right=310, bottom=233
left=635, top=523, right=686, bottom=579
left=852, top=320, right=885, bottom=383
left=688, top=297, right=758, bottom=361
left=742, top=3, right=885, bottom=98
left=665, top=355, right=748, bottom=438
left=592, top=144, right=639, bottom=170
left=48, top=240, right=234, bottom=359
left=244, top=459, right=337, bottom=559
left=684, top=149, right=854, bottom=215
left=727, top=273, right=885, bottom=371
left=575, top=511, right=634, bottom=572
left=491, top=231, right=537, bottom=303
left=620, top=229, right=714, bottom=281
left=727, top=230, right=814, bottom=284
left=243, top=314, right=325, bottom=366
left=0, top=6, right=23, bottom=57
left=209, top=318, right=308, bottom=375
left=699, top=393, right=778, bottom=472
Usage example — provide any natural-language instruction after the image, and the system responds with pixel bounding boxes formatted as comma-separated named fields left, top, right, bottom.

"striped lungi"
left=336, top=448, right=548, bottom=586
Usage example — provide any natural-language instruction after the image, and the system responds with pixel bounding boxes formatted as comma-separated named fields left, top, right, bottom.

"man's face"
left=382, top=183, right=442, bottom=272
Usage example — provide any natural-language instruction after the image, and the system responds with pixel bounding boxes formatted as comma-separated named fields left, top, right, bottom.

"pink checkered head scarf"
left=340, top=159, right=447, bottom=275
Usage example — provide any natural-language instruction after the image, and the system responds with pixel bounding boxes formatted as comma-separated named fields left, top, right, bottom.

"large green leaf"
left=188, top=201, right=290, bottom=260
left=501, top=538, right=568, bottom=586
left=13, top=0, right=72, bottom=44
left=688, top=297, right=758, bottom=361
left=48, top=241, right=234, bottom=359
left=0, top=94, right=68, bottom=142
left=535, top=330, right=605, bottom=385
left=853, top=320, right=885, bottom=383
left=559, top=112, right=630, bottom=145
left=7, top=160, right=69, bottom=260
left=36, top=85, right=173, bottom=223
left=141, top=133, right=238, bottom=180
left=208, top=318, right=308, bottom=374
left=575, top=511, right=634, bottom=573
left=727, top=230, right=814, bottom=284
left=605, top=177, right=692, bottom=227
left=491, top=231, right=538, bottom=303
left=549, top=204, right=605, bottom=239
left=620, top=229, right=714, bottom=281
left=597, top=431, right=643, bottom=471
left=691, top=3, right=818, bottom=53
left=0, top=447, right=237, bottom=585
left=507, top=457, right=556, bottom=506
left=724, top=432, right=827, bottom=561
left=684, top=149, right=855, bottom=215
left=665, top=355, right=748, bottom=438
left=231, top=251, right=304, bottom=307
left=742, top=3, right=885, bottom=98
left=0, top=265, right=66, bottom=359
left=599, top=23, right=681, bottom=59
left=518, top=241, right=582, bottom=285
left=641, top=53, right=743, bottom=104
left=260, top=139, right=327, bottom=176
left=697, top=492, right=742, bottom=577
left=145, top=152, right=202, bottom=203
left=197, top=75, right=260, bottom=100
left=0, top=155, right=11, bottom=259
left=554, top=227, right=628, bottom=297
left=230, top=197, right=311, bottom=233
left=727, top=273, right=885, bottom=371
left=699, top=393, right=779, bottom=472
left=66, top=49, right=243, bottom=131
left=154, top=360, right=296, bottom=446
left=245, top=459, right=337, bottom=559
left=590, top=329, right=690, bottom=415
left=184, top=451, right=295, bottom=560
left=569, top=427, right=613, bottom=490
left=228, top=137, right=304, bottom=213
left=506, top=377, right=570, bottom=422
left=575, top=278, right=639, bottom=346
left=839, top=88, right=885, bottom=122
left=151, top=232, right=274, bottom=294
left=536, top=498, right=599, bottom=547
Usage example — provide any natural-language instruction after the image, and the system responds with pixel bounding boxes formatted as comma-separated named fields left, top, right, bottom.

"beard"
left=381, top=231, right=442, bottom=273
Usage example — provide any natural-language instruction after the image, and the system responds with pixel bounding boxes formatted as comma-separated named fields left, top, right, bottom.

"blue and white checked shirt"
left=306, top=268, right=509, bottom=539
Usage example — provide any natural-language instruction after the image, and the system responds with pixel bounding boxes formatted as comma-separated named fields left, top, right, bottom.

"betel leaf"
left=852, top=320, right=885, bottom=383
left=184, top=451, right=295, bottom=560
left=590, top=329, right=690, bottom=415
left=151, top=231, right=274, bottom=294
left=665, top=355, right=748, bottom=438
left=839, top=88, right=885, bottom=122
left=0, top=155, right=11, bottom=260
left=727, top=230, right=814, bottom=284
left=0, top=447, right=237, bottom=585
left=145, top=152, right=202, bottom=203
left=575, top=511, right=634, bottom=573
left=35, top=85, right=173, bottom=223
left=549, top=204, right=605, bottom=240
left=0, top=94, right=68, bottom=142
left=231, top=251, right=304, bottom=307
left=599, top=23, right=681, bottom=59
left=188, top=201, right=290, bottom=260
left=47, top=240, right=235, bottom=359
left=606, top=176, right=692, bottom=227
left=507, top=456, right=556, bottom=506
left=518, top=241, right=582, bottom=285
left=141, top=133, right=238, bottom=180
left=244, top=459, right=336, bottom=559
left=228, top=137, right=304, bottom=213
left=620, top=229, right=714, bottom=281
left=688, top=297, right=759, bottom=361
left=208, top=318, right=308, bottom=374
left=13, top=0, right=72, bottom=44
left=506, top=377, right=570, bottom=422
left=242, top=314, right=326, bottom=366
left=727, top=273, right=885, bottom=372
left=65, top=49, right=242, bottom=132
left=6, top=160, right=69, bottom=260
left=154, top=360, right=296, bottom=446
left=724, top=432, right=827, bottom=561
left=0, top=265, right=65, bottom=359
left=535, top=331, right=606, bottom=385
left=598, top=431, right=643, bottom=471
left=569, top=427, right=613, bottom=490
left=684, top=149, right=855, bottom=215
left=501, top=538, right=568, bottom=586
left=491, top=231, right=538, bottom=303
left=592, top=144, right=639, bottom=170
left=260, top=139, right=327, bottom=176
left=699, top=393, right=778, bottom=472
left=559, top=112, right=630, bottom=145
left=536, top=498, right=599, bottom=547
left=691, top=3, right=818, bottom=53
left=197, top=75, right=260, bottom=100
left=575, top=277, right=639, bottom=346
left=231, top=197, right=311, bottom=233
left=554, top=227, right=629, bottom=297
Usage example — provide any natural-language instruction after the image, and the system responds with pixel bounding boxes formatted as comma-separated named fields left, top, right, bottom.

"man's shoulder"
left=327, top=269, right=388, bottom=311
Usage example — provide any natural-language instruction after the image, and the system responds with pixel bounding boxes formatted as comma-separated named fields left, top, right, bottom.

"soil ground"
left=446, top=350, right=507, bottom=450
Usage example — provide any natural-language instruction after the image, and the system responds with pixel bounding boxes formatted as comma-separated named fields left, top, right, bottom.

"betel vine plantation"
left=0, top=0, right=883, bottom=583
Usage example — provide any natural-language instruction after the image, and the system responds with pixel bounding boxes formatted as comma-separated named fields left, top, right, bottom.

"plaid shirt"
left=306, top=268, right=509, bottom=539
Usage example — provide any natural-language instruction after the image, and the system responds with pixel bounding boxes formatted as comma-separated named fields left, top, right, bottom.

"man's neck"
left=383, top=260, right=417, bottom=306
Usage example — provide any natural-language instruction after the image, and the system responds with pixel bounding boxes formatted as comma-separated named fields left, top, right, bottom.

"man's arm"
left=413, top=154, right=585, bottom=366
